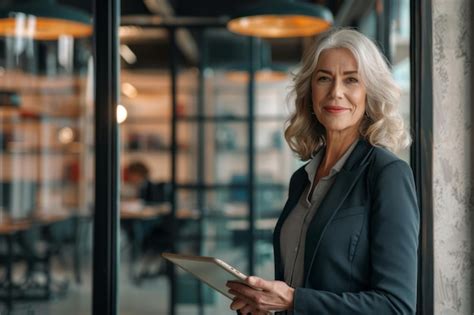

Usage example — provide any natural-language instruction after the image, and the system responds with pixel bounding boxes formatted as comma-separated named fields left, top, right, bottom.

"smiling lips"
left=323, top=106, right=350, bottom=114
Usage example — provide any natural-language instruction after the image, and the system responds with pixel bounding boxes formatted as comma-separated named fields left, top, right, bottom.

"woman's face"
left=311, top=48, right=367, bottom=137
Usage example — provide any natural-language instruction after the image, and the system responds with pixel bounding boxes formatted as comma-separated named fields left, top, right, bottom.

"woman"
left=226, top=28, right=419, bottom=315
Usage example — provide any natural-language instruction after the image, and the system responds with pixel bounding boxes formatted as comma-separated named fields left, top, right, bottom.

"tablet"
left=162, top=252, right=247, bottom=299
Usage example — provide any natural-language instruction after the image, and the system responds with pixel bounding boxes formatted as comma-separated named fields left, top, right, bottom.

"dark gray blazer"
left=273, top=139, right=419, bottom=315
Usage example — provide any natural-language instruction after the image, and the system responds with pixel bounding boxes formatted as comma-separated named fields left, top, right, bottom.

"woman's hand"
left=226, top=276, right=295, bottom=314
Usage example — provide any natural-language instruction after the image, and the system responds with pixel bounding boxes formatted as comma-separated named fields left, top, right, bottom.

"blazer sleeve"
left=293, top=160, right=420, bottom=315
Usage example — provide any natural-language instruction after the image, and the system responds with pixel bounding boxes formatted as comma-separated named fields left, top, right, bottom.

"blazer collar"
left=343, top=138, right=373, bottom=171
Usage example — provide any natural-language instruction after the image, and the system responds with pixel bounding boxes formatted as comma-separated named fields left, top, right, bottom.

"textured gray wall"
left=432, top=0, right=473, bottom=314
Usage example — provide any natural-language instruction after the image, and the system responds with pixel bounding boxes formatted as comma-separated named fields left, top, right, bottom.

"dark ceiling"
left=119, top=0, right=344, bottom=18
left=1, top=0, right=344, bottom=18
left=0, top=0, right=371, bottom=69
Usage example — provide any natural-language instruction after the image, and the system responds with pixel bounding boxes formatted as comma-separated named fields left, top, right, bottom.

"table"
left=0, top=218, right=31, bottom=312
left=0, top=212, right=71, bottom=313
left=120, top=204, right=198, bottom=283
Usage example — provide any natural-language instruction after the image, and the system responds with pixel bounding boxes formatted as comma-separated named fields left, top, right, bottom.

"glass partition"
left=116, top=24, right=299, bottom=314
left=359, top=0, right=411, bottom=162
left=0, top=10, right=93, bottom=315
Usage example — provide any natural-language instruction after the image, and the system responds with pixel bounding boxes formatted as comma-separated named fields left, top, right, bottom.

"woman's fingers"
left=227, top=279, right=292, bottom=313
left=230, top=298, right=247, bottom=311
left=230, top=296, right=271, bottom=315
left=229, top=289, right=257, bottom=309
left=239, top=304, right=257, bottom=315
left=227, top=281, right=261, bottom=307
left=236, top=306, right=270, bottom=315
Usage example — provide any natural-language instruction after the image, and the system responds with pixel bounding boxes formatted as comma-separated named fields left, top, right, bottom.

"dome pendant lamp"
left=0, top=0, right=92, bottom=40
left=227, top=0, right=333, bottom=38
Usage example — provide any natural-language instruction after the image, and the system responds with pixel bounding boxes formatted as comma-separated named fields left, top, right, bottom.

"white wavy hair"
left=285, top=28, right=411, bottom=160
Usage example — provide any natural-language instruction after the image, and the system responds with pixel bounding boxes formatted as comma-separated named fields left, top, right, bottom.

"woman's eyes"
left=346, top=77, right=359, bottom=83
left=317, top=76, right=330, bottom=82
left=316, top=76, right=359, bottom=83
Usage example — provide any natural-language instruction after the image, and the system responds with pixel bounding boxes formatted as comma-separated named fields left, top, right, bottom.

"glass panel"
left=211, top=122, right=249, bottom=185
left=176, top=121, right=199, bottom=184
left=0, top=12, right=93, bottom=315
left=207, top=71, right=248, bottom=118
left=390, top=0, right=411, bottom=162
left=359, top=0, right=411, bottom=162
left=253, top=74, right=297, bottom=284
left=118, top=69, right=174, bottom=313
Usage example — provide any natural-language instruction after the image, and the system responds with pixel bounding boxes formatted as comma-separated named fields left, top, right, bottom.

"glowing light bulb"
left=117, top=104, right=128, bottom=124
left=58, top=127, right=74, bottom=144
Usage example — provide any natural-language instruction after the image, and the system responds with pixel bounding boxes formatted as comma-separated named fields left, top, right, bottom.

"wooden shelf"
left=177, top=115, right=287, bottom=122
left=123, top=147, right=191, bottom=154
left=0, top=149, right=81, bottom=155
left=215, top=147, right=282, bottom=154
left=175, top=183, right=286, bottom=190
left=120, top=115, right=286, bottom=124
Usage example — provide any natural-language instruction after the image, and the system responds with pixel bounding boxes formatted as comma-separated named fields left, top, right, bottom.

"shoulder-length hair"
left=284, top=28, right=411, bottom=160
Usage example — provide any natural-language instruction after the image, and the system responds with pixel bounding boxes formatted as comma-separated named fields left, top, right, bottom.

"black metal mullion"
left=376, top=0, right=392, bottom=61
left=247, top=37, right=256, bottom=276
left=383, top=0, right=392, bottom=62
left=169, top=27, right=178, bottom=315
left=410, top=0, right=434, bottom=314
left=196, top=29, right=207, bottom=315
left=92, top=0, right=119, bottom=314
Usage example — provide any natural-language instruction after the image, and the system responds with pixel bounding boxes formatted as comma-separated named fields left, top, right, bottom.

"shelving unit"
left=0, top=74, right=89, bottom=218
left=0, top=67, right=91, bottom=309
left=119, top=69, right=294, bottom=197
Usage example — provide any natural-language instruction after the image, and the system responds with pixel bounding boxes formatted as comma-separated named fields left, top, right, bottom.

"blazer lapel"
left=303, top=140, right=373, bottom=284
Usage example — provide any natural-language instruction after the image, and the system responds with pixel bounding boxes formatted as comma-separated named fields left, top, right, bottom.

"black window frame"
left=410, top=0, right=434, bottom=314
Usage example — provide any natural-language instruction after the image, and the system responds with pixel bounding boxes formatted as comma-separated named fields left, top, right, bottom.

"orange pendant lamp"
left=0, top=0, right=92, bottom=40
left=227, top=0, right=333, bottom=38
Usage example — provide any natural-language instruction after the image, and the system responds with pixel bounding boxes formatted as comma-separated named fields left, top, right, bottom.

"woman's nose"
left=329, top=79, right=344, bottom=99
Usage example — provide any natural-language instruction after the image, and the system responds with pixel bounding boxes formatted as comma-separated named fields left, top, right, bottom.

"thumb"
left=246, top=276, right=273, bottom=291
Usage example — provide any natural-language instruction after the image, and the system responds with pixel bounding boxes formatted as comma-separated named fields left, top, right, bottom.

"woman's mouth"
left=323, top=106, right=349, bottom=114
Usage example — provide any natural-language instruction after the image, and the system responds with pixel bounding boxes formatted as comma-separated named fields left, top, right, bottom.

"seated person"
left=121, top=161, right=172, bottom=279
left=123, top=161, right=170, bottom=204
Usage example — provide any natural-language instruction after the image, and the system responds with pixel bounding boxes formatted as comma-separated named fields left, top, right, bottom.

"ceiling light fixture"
left=120, top=45, right=138, bottom=65
left=0, top=0, right=92, bottom=40
left=227, top=0, right=333, bottom=38
left=121, top=82, right=138, bottom=98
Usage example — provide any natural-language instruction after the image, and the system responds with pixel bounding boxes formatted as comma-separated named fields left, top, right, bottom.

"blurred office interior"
left=0, top=0, right=472, bottom=314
